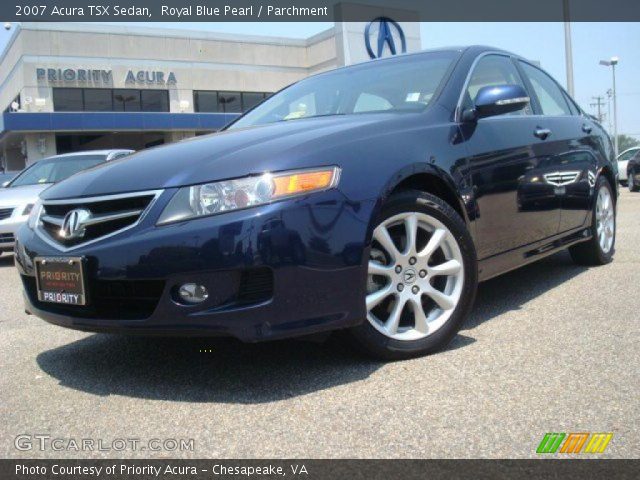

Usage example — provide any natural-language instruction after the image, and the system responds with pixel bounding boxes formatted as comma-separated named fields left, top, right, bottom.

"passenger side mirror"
left=1, top=181, right=9, bottom=188
left=463, top=84, right=530, bottom=121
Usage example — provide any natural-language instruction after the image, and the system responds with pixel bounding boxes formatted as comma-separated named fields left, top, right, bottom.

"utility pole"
left=590, top=96, right=606, bottom=123
left=563, top=0, right=575, bottom=96
left=606, top=89, right=613, bottom=133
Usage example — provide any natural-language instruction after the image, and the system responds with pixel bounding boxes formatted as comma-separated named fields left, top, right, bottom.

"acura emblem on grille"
left=60, top=208, right=92, bottom=239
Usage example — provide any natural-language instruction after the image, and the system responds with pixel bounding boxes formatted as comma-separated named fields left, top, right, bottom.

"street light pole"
left=612, top=63, right=618, bottom=156
left=600, top=57, right=619, bottom=157
left=563, top=0, right=575, bottom=96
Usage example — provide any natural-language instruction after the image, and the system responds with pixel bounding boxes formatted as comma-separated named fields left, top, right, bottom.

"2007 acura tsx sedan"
left=15, top=46, right=617, bottom=359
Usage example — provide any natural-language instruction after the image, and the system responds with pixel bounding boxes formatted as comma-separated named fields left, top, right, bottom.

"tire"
left=628, top=171, right=638, bottom=192
left=569, top=176, right=615, bottom=266
left=349, top=190, right=478, bottom=360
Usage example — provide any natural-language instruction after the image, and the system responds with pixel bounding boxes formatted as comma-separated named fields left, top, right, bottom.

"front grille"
left=22, top=275, right=164, bottom=320
left=544, top=171, right=581, bottom=186
left=0, top=233, right=15, bottom=243
left=0, top=207, right=14, bottom=221
left=237, top=268, right=274, bottom=305
left=38, top=191, right=158, bottom=249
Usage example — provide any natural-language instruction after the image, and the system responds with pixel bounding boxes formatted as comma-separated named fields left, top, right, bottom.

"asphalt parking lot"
left=1, top=190, right=638, bottom=459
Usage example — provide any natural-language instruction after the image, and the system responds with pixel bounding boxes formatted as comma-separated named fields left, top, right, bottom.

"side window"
left=465, top=55, right=530, bottom=116
left=562, top=91, right=580, bottom=115
left=519, top=62, right=572, bottom=116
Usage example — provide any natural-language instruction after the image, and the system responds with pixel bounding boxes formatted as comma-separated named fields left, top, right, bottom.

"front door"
left=459, top=54, right=561, bottom=260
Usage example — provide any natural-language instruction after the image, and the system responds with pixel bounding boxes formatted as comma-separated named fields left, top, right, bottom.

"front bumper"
left=16, top=188, right=375, bottom=342
left=0, top=213, right=27, bottom=251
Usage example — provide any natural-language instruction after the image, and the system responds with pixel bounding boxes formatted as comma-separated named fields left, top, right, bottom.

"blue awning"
left=0, top=111, right=240, bottom=135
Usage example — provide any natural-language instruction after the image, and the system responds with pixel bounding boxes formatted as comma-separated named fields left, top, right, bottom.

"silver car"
left=617, top=147, right=640, bottom=185
left=0, top=149, right=134, bottom=255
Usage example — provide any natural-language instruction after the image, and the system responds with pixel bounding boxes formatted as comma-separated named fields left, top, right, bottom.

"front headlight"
left=27, top=199, right=43, bottom=229
left=157, top=167, right=340, bottom=225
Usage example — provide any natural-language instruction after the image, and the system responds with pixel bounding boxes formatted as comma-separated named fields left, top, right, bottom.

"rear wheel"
left=569, top=176, right=615, bottom=265
left=349, top=190, right=477, bottom=360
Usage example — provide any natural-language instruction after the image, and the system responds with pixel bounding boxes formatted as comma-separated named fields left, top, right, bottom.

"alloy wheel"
left=595, top=185, right=615, bottom=254
left=366, top=212, right=465, bottom=341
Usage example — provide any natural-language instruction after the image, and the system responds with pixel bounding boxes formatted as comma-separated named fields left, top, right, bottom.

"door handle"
left=582, top=123, right=593, bottom=134
left=534, top=128, right=552, bottom=140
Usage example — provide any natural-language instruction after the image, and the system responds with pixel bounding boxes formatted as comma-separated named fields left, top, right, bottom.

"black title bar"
left=2, top=0, right=640, bottom=22
left=2, top=459, right=640, bottom=480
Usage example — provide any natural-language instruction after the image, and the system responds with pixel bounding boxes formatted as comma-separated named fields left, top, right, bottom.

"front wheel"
left=349, top=190, right=478, bottom=360
left=569, top=176, right=615, bottom=265
left=629, top=171, right=638, bottom=192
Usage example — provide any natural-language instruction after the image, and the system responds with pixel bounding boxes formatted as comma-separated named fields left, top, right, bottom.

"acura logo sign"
left=60, top=208, right=91, bottom=239
left=364, top=17, right=407, bottom=59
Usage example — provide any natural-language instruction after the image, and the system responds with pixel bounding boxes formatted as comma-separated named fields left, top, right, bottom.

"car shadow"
left=465, top=250, right=588, bottom=332
left=0, top=254, right=14, bottom=268
left=36, top=251, right=587, bottom=403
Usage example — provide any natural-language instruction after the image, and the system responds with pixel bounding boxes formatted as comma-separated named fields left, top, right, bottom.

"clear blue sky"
left=1, top=22, right=638, bottom=138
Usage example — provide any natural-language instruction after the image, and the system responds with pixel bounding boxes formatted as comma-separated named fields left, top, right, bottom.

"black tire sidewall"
left=350, top=190, right=478, bottom=359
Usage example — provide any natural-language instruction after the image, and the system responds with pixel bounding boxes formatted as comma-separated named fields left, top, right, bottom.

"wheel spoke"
left=368, top=261, right=394, bottom=277
left=384, top=297, right=406, bottom=335
left=404, top=214, right=419, bottom=255
left=429, top=259, right=462, bottom=277
left=409, top=297, right=429, bottom=334
left=418, top=228, right=446, bottom=260
left=373, top=226, right=400, bottom=262
left=425, top=287, right=455, bottom=311
left=366, top=285, right=393, bottom=310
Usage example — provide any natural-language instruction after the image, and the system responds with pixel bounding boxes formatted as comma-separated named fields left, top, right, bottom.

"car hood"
left=41, top=113, right=414, bottom=200
left=0, top=184, right=48, bottom=208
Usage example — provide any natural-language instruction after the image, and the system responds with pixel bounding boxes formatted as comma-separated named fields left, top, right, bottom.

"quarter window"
left=519, top=62, right=572, bottom=116
left=464, top=55, right=530, bottom=116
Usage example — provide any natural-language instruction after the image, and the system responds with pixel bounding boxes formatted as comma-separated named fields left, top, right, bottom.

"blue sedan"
left=15, top=46, right=617, bottom=359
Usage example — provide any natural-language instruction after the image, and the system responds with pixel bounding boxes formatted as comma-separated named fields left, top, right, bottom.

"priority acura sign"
left=36, top=67, right=177, bottom=85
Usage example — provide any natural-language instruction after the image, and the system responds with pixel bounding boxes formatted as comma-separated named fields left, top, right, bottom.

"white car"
left=0, top=149, right=133, bottom=256
left=617, top=147, right=640, bottom=184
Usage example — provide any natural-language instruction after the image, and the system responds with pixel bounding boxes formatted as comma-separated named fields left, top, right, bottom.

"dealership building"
left=0, top=18, right=420, bottom=170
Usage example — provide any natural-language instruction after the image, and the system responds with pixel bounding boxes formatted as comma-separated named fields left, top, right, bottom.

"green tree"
left=617, top=134, right=639, bottom=153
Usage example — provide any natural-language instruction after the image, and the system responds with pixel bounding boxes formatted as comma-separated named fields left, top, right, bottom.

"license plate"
left=35, top=257, right=87, bottom=305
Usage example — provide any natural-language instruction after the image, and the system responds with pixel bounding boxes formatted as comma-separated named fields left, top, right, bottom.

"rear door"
left=460, top=54, right=560, bottom=259
left=517, top=60, right=598, bottom=233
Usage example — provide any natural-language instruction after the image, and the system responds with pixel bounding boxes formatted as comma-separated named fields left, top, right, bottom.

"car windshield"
left=9, top=154, right=106, bottom=187
left=618, top=149, right=639, bottom=161
left=229, top=51, right=457, bottom=129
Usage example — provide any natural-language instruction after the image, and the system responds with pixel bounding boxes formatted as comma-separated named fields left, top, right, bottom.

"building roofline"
left=16, top=22, right=335, bottom=47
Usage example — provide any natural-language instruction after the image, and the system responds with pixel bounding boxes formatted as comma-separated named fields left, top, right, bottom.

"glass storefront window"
left=194, top=91, right=218, bottom=113
left=241, top=92, right=266, bottom=111
left=52, top=88, right=84, bottom=112
left=217, top=91, right=241, bottom=113
left=141, top=90, right=169, bottom=112
left=113, top=89, right=141, bottom=112
left=53, top=88, right=169, bottom=112
left=194, top=90, right=272, bottom=113
left=83, top=89, right=113, bottom=111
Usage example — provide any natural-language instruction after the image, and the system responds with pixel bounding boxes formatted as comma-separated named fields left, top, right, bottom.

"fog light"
left=178, top=283, right=209, bottom=304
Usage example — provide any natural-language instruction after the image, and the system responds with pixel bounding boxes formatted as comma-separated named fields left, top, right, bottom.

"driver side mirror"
left=462, top=84, right=530, bottom=122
